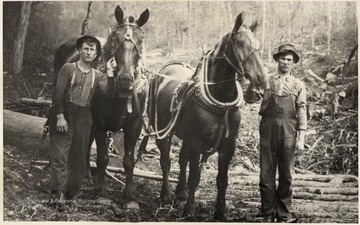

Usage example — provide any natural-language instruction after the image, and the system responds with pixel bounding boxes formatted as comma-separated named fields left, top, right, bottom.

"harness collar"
left=193, top=50, right=244, bottom=110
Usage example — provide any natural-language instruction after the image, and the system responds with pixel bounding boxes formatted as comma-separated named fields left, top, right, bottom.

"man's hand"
left=134, top=78, right=147, bottom=93
left=106, top=57, right=117, bottom=77
left=56, top=113, right=68, bottom=133
left=294, top=130, right=306, bottom=156
left=294, top=139, right=305, bottom=156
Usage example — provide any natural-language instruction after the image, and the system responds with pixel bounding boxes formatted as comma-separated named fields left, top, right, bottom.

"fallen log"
left=32, top=160, right=179, bottom=183
left=19, top=97, right=52, bottom=107
left=294, top=192, right=358, bottom=201
left=3, top=109, right=124, bottom=156
left=3, top=109, right=49, bottom=154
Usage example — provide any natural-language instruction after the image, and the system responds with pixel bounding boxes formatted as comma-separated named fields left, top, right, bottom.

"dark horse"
left=146, top=12, right=267, bottom=220
left=53, top=6, right=149, bottom=204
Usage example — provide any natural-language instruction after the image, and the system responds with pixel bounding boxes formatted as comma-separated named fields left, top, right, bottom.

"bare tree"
left=327, top=1, right=332, bottom=55
left=261, top=0, right=266, bottom=53
left=11, top=1, right=32, bottom=75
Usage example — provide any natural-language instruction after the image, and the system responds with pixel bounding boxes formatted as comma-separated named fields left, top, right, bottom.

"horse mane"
left=101, top=31, right=116, bottom=63
left=213, top=33, right=231, bottom=57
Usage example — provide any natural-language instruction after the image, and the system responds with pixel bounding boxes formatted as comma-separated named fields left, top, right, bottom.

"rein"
left=138, top=26, right=260, bottom=164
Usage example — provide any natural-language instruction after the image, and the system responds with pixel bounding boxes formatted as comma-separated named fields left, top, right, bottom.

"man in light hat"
left=258, top=44, right=307, bottom=222
left=49, top=34, right=116, bottom=202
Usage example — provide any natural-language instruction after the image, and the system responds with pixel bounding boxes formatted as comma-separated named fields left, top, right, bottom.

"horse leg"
left=83, top=129, right=95, bottom=186
left=213, top=139, right=236, bottom=221
left=183, top=144, right=201, bottom=217
left=175, top=142, right=189, bottom=201
left=94, top=129, right=109, bottom=197
left=122, top=118, right=143, bottom=202
left=156, top=136, right=173, bottom=206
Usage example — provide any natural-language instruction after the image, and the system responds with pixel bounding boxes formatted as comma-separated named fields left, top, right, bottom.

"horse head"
left=224, top=12, right=268, bottom=103
left=103, top=6, right=149, bottom=92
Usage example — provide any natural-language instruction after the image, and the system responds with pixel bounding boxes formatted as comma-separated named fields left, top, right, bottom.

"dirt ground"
left=3, top=102, right=358, bottom=222
left=3, top=48, right=358, bottom=222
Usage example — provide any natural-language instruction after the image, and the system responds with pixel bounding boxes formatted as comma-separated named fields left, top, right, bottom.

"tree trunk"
left=327, top=1, right=332, bottom=55
left=288, top=1, right=292, bottom=38
left=187, top=1, right=191, bottom=50
left=261, top=1, right=266, bottom=53
left=11, top=1, right=32, bottom=75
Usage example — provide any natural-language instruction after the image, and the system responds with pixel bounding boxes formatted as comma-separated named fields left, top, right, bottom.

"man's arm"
left=53, top=63, right=72, bottom=132
left=295, top=80, right=307, bottom=155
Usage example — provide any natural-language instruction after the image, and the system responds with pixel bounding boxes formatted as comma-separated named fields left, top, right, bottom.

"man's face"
left=277, top=53, right=294, bottom=73
left=79, top=42, right=97, bottom=63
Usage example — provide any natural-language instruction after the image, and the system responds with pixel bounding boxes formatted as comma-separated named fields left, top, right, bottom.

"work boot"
left=257, top=212, right=275, bottom=223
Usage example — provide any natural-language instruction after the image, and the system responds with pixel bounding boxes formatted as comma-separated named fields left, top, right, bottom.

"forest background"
left=2, top=1, right=359, bottom=176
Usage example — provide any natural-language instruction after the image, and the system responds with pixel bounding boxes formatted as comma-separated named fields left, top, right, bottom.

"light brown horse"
left=145, top=12, right=267, bottom=221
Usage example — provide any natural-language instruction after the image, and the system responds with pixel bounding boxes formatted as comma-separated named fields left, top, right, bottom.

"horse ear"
left=233, top=11, right=245, bottom=33
left=249, top=21, right=258, bottom=32
left=115, top=5, right=124, bottom=25
left=137, top=9, right=150, bottom=27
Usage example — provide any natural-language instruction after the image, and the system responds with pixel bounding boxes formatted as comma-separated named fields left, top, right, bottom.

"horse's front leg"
left=156, top=136, right=173, bottom=206
left=122, top=117, right=143, bottom=203
left=94, top=129, right=109, bottom=197
left=213, top=139, right=236, bottom=221
left=183, top=144, right=201, bottom=217
left=83, top=129, right=95, bottom=186
left=175, top=142, right=189, bottom=201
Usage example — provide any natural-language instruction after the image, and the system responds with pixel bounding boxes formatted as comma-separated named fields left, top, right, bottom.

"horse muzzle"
left=116, top=73, right=134, bottom=90
left=244, top=88, right=263, bottom=103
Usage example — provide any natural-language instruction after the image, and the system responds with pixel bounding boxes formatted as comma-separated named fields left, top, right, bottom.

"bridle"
left=210, top=26, right=260, bottom=82
left=110, top=17, right=144, bottom=74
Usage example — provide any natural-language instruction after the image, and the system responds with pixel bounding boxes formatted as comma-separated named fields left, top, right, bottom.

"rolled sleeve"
left=296, top=80, right=307, bottom=130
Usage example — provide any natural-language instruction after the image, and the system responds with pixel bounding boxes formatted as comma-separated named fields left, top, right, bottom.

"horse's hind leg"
left=175, top=143, right=189, bottom=201
left=94, top=129, right=109, bottom=197
left=156, top=136, right=174, bottom=206
left=213, top=139, right=235, bottom=221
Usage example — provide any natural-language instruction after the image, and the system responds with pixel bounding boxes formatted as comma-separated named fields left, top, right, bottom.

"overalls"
left=259, top=78, right=297, bottom=221
left=49, top=63, right=96, bottom=198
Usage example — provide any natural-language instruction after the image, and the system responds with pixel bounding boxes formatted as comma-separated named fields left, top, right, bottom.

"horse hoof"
left=125, top=201, right=140, bottom=210
left=175, top=192, right=188, bottom=202
left=213, top=212, right=226, bottom=222
left=182, top=211, right=193, bottom=219
left=82, top=177, right=94, bottom=187
left=95, top=190, right=109, bottom=200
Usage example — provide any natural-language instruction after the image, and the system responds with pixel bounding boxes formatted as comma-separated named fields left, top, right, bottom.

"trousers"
left=49, top=102, right=92, bottom=198
left=259, top=117, right=297, bottom=220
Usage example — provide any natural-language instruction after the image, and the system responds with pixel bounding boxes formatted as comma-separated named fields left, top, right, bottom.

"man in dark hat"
left=258, top=44, right=307, bottom=222
left=49, top=34, right=116, bottom=202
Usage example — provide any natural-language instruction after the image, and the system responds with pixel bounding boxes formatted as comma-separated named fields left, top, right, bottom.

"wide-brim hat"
left=76, top=34, right=102, bottom=56
left=273, top=44, right=300, bottom=63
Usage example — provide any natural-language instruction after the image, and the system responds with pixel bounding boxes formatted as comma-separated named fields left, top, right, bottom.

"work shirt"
left=259, top=72, right=307, bottom=130
left=53, top=63, right=114, bottom=114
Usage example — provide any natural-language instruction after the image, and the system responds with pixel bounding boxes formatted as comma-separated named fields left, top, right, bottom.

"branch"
left=81, top=1, right=93, bottom=35
left=307, top=69, right=325, bottom=83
